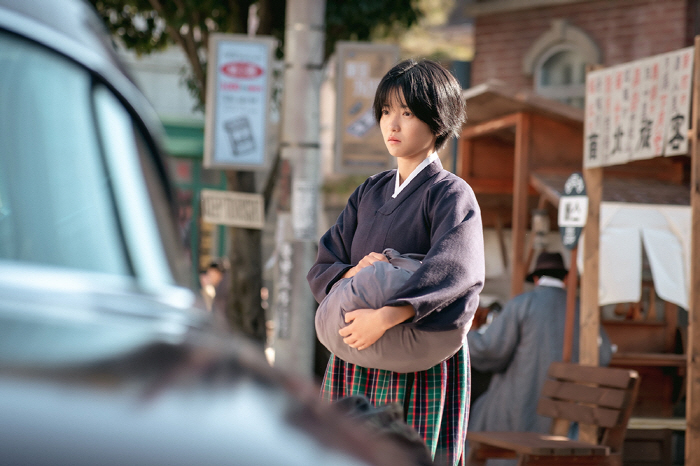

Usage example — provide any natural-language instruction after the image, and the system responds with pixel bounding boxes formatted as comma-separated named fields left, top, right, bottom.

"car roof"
left=0, top=0, right=166, bottom=149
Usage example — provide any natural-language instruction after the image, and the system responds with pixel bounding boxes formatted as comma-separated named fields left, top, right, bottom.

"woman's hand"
left=339, top=304, right=415, bottom=350
left=342, top=252, right=389, bottom=279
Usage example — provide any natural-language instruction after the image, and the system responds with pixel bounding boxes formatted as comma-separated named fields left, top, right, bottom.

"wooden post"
left=579, top=166, right=601, bottom=444
left=562, top=246, right=577, bottom=363
left=511, top=112, right=531, bottom=298
left=685, top=34, right=700, bottom=466
left=580, top=167, right=601, bottom=368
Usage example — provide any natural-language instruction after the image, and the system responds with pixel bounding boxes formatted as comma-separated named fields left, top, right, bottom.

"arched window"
left=535, top=44, right=587, bottom=108
left=523, top=20, right=600, bottom=109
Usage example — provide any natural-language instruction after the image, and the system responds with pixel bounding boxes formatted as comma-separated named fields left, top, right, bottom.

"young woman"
left=307, top=59, right=484, bottom=466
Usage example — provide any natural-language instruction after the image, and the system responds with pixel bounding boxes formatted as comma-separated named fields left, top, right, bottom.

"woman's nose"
left=386, top=115, right=399, bottom=130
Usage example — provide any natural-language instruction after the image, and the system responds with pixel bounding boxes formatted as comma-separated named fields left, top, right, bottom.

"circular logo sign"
left=220, top=62, right=263, bottom=79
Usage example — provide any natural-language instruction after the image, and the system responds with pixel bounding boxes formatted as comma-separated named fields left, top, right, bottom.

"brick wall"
left=471, top=0, right=691, bottom=91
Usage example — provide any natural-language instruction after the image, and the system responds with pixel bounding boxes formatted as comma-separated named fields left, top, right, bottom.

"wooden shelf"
left=611, top=352, right=686, bottom=367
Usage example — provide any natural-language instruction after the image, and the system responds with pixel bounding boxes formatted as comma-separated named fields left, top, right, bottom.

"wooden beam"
left=511, top=112, right=531, bottom=298
left=457, top=137, right=472, bottom=181
left=580, top=166, right=602, bottom=444
left=686, top=34, right=700, bottom=466
left=563, top=246, right=578, bottom=363
left=581, top=166, right=601, bottom=368
left=462, top=113, right=519, bottom=139
left=529, top=173, right=562, bottom=208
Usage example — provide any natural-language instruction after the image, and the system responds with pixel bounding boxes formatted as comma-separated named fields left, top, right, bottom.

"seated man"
left=467, top=251, right=613, bottom=437
left=315, top=248, right=469, bottom=373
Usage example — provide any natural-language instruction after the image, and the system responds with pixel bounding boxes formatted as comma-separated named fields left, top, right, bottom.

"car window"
left=0, top=30, right=129, bottom=275
left=93, top=86, right=189, bottom=287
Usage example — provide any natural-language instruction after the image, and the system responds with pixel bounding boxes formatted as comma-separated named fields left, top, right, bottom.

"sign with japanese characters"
left=335, top=42, right=400, bottom=175
left=558, top=173, right=588, bottom=250
left=204, top=34, right=275, bottom=170
left=584, top=47, right=693, bottom=168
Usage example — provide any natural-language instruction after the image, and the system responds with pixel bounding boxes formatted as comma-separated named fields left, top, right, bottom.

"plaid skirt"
left=321, top=346, right=470, bottom=466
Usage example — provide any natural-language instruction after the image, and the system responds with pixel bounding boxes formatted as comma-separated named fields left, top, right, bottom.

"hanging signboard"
left=334, top=42, right=399, bottom=175
left=200, top=189, right=265, bottom=230
left=584, top=46, right=694, bottom=168
left=559, top=173, right=588, bottom=250
left=204, top=34, right=275, bottom=170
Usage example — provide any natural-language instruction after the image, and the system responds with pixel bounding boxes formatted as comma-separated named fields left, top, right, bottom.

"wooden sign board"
left=334, top=42, right=399, bottom=175
left=201, top=189, right=264, bottom=229
left=584, top=47, right=694, bottom=168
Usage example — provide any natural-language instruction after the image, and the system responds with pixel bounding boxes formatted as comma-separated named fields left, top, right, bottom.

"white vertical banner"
left=665, top=46, right=694, bottom=156
left=584, top=70, right=604, bottom=168
left=653, top=53, right=670, bottom=157
left=585, top=46, right=694, bottom=168
left=601, top=69, right=613, bottom=164
left=204, top=34, right=275, bottom=170
left=631, top=57, right=659, bottom=161
left=626, top=60, right=643, bottom=161
left=607, top=64, right=630, bottom=166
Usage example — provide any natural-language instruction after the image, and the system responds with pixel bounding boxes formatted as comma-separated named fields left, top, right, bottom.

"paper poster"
left=204, top=34, right=275, bottom=170
left=334, top=42, right=400, bottom=174
left=607, top=63, right=631, bottom=166
left=630, top=57, right=659, bottom=161
left=626, top=61, right=643, bottom=163
left=665, top=47, right=694, bottom=156
left=584, top=46, right=694, bottom=167
left=653, top=53, right=671, bottom=157
left=584, top=71, right=604, bottom=168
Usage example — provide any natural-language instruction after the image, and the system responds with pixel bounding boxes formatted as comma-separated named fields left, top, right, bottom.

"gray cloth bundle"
left=315, top=248, right=467, bottom=373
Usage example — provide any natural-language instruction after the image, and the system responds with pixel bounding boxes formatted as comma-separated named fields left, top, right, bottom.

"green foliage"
left=88, top=0, right=421, bottom=106
left=325, top=0, right=420, bottom=58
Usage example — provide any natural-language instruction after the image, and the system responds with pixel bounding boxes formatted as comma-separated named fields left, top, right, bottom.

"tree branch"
left=147, top=0, right=206, bottom=104
left=171, top=0, right=206, bottom=104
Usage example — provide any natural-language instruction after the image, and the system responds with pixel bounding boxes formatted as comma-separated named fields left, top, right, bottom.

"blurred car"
left=0, top=0, right=421, bottom=464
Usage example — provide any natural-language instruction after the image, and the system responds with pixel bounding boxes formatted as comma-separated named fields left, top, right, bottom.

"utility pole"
left=273, top=0, right=326, bottom=375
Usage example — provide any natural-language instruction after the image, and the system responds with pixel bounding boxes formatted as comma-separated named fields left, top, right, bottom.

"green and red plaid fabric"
left=321, top=347, right=470, bottom=466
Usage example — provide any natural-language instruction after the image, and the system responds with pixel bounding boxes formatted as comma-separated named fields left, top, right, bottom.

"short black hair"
left=533, top=269, right=568, bottom=281
left=373, top=59, right=466, bottom=152
left=207, top=260, right=225, bottom=273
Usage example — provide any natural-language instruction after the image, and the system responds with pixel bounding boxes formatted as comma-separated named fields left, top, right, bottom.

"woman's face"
left=379, top=90, right=436, bottom=163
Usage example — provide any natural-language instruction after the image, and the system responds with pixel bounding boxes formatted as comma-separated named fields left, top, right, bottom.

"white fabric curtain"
left=578, top=202, right=690, bottom=309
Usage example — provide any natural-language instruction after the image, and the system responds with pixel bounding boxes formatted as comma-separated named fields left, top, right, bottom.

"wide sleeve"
left=467, top=296, right=526, bottom=373
left=306, top=183, right=362, bottom=304
left=384, top=179, right=485, bottom=329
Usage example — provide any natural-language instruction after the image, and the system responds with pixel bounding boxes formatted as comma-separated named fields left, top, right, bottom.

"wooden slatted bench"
left=466, top=362, right=641, bottom=466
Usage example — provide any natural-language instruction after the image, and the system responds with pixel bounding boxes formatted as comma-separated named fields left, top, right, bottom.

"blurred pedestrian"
left=466, top=251, right=612, bottom=465
left=307, top=58, right=484, bottom=466
left=199, top=259, right=225, bottom=312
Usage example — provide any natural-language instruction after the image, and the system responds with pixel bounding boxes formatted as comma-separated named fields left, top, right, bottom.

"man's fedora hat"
left=526, top=251, right=568, bottom=282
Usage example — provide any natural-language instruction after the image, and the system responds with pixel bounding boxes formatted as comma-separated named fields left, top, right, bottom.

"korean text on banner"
left=204, top=34, right=275, bottom=170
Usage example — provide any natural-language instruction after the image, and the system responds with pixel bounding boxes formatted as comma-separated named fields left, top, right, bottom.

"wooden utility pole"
left=272, top=0, right=326, bottom=375
left=685, top=34, right=700, bottom=466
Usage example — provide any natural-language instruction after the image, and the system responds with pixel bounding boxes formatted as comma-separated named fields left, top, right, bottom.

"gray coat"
left=467, top=284, right=612, bottom=435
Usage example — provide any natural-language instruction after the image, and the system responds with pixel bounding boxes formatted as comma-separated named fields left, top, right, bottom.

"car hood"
left=0, top=262, right=417, bottom=466
left=0, top=261, right=208, bottom=367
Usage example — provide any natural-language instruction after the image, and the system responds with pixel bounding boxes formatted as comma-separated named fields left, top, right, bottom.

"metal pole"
left=273, top=0, right=326, bottom=375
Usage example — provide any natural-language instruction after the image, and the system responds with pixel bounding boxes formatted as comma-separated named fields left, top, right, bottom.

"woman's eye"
left=382, top=109, right=389, bottom=115
left=403, top=111, right=412, bottom=117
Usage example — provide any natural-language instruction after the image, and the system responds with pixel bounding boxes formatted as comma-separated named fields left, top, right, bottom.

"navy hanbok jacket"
left=307, top=159, right=485, bottom=333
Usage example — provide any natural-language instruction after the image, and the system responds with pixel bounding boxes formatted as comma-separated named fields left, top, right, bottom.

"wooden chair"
left=466, top=362, right=641, bottom=466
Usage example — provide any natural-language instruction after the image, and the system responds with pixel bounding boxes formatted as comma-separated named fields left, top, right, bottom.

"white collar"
left=537, top=276, right=566, bottom=288
left=393, top=152, right=438, bottom=198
